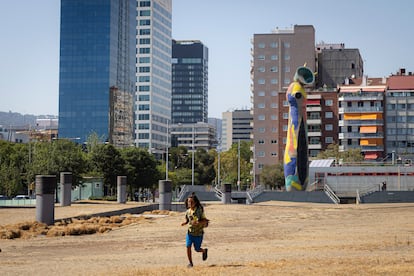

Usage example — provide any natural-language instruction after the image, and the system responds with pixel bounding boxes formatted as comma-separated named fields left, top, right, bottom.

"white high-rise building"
left=135, top=0, right=172, bottom=155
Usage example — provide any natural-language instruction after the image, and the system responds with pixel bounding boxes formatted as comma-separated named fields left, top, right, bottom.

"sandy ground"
left=1, top=201, right=414, bottom=275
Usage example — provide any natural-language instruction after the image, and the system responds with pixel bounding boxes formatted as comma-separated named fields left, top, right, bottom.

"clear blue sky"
left=0, top=0, right=413, bottom=117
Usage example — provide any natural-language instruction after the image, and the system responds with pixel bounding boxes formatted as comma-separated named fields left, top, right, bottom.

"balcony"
left=309, top=143, right=322, bottom=149
left=339, top=120, right=383, bottom=127
left=338, top=132, right=384, bottom=139
left=308, top=131, right=322, bottom=137
left=306, top=106, right=322, bottom=112
left=307, top=119, right=322, bottom=125
left=339, top=106, right=383, bottom=113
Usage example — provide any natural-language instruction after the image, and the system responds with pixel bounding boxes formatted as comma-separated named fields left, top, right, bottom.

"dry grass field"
left=1, top=201, right=414, bottom=275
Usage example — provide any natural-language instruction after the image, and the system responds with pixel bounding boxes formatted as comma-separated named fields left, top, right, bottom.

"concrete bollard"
left=60, top=172, right=72, bottom=207
left=117, top=176, right=127, bottom=204
left=159, top=180, right=172, bottom=210
left=36, top=175, right=56, bottom=225
left=222, top=183, right=232, bottom=204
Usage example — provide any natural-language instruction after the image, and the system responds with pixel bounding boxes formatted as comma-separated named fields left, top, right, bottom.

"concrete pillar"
left=159, top=180, right=172, bottom=210
left=36, top=175, right=56, bottom=225
left=60, top=172, right=72, bottom=207
left=117, top=176, right=127, bottom=203
left=222, top=183, right=232, bottom=204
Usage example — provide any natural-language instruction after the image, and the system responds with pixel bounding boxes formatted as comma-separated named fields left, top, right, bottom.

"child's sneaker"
left=202, top=248, right=208, bottom=261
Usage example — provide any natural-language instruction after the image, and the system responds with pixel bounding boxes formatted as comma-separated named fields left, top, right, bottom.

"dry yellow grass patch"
left=0, top=210, right=178, bottom=239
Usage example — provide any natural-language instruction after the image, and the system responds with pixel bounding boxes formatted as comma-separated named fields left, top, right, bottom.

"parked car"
left=0, top=195, right=9, bottom=200
left=13, top=195, right=30, bottom=200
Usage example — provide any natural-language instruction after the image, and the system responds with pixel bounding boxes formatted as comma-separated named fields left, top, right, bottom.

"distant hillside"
left=0, top=111, right=57, bottom=127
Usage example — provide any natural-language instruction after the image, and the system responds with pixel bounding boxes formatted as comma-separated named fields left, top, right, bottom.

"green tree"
left=120, top=147, right=161, bottom=195
left=89, top=144, right=125, bottom=194
left=27, top=139, right=87, bottom=187
left=316, top=143, right=364, bottom=163
left=215, top=141, right=253, bottom=190
left=0, top=141, right=26, bottom=196
left=195, top=148, right=216, bottom=185
left=260, top=163, right=285, bottom=190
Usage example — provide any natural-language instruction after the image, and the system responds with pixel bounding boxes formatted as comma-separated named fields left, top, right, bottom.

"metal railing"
left=324, top=184, right=340, bottom=204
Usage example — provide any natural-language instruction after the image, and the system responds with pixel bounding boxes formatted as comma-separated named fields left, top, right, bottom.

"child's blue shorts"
left=186, top=232, right=203, bottom=251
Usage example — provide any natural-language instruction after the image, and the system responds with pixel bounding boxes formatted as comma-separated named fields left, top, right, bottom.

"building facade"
left=251, top=25, right=316, bottom=183
left=221, top=109, right=252, bottom=151
left=316, top=43, right=364, bottom=88
left=170, top=122, right=217, bottom=151
left=59, top=0, right=137, bottom=146
left=172, top=40, right=208, bottom=124
left=385, top=69, right=414, bottom=159
left=306, top=89, right=339, bottom=158
left=338, top=76, right=387, bottom=160
left=135, top=0, right=172, bottom=153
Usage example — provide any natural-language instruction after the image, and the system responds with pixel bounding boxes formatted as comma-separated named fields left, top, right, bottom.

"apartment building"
left=337, top=77, right=387, bottom=160
left=251, top=25, right=316, bottom=183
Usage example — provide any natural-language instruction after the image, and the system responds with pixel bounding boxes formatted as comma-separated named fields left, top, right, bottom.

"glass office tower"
left=58, top=0, right=136, bottom=146
left=135, top=0, right=172, bottom=153
left=172, top=40, right=208, bottom=124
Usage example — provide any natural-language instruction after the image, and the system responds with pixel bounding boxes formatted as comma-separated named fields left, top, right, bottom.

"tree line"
left=0, top=136, right=273, bottom=198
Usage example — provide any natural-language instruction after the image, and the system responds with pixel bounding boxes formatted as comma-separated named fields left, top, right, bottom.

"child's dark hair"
left=185, top=192, right=203, bottom=210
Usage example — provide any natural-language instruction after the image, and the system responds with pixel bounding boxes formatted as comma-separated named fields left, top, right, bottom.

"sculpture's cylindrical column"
left=117, top=176, right=127, bottom=203
left=36, top=175, right=56, bottom=225
left=159, top=180, right=172, bottom=210
left=60, top=172, right=72, bottom=207
left=222, top=183, right=232, bottom=204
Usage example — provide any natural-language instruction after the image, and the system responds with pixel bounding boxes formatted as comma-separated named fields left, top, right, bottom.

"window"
left=284, top=42, right=290, bottom=48
left=258, top=139, right=265, bottom=144
left=258, top=79, right=265, bottom=84
left=258, top=103, right=265, bottom=108
left=283, top=113, right=289, bottom=119
left=284, top=54, right=290, bottom=60
left=139, top=48, right=150, bottom=54
left=271, top=55, right=278, bottom=60
left=258, top=91, right=265, bottom=96
left=257, top=151, right=265, bottom=157
left=270, top=42, right=278, bottom=48
left=271, top=79, right=278, bottom=84
left=271, top=103, right=278, bottom=108
left=258, top=115, right=265, bottom=120
left=139, top=10, right=151, bottom=16
left=325, top=112, right=333, bottom=118
left=258, top=43, right=265, bottom=48
left=271, top=115, right=277, bottom=120
left=325, top=99, right=333, bottom=106
left=258, top=127, right=265, bottom=133
left=270, top=66, right=278, bottom=72
left=258, top=66, right=265, bottom=72
left=325, top=137, right=333, bottom=143
left=271, top=152, right=277, bottom=157
left=258, top=55, right=265, bottom=60
left=325, top=124, right=333, bottom=131
left=139, top=38, right=150, bottom=44
left=271, top=139, right=277, bottom=144
left=139, top=20, right=150, bottom=26
left=139, top=29, right=150, bottom=35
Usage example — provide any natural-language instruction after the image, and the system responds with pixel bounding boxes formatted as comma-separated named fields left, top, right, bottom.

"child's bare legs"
left=186, top=246, right=193, bottom=266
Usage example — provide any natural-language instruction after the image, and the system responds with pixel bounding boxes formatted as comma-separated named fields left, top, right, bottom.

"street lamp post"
left=192, top=124, right=195, bottom=186
left=166, top=120, right=169, bottom=180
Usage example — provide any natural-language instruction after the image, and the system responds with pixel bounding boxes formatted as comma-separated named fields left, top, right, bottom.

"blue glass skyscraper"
left=58, top=0, right=136, bottom=145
